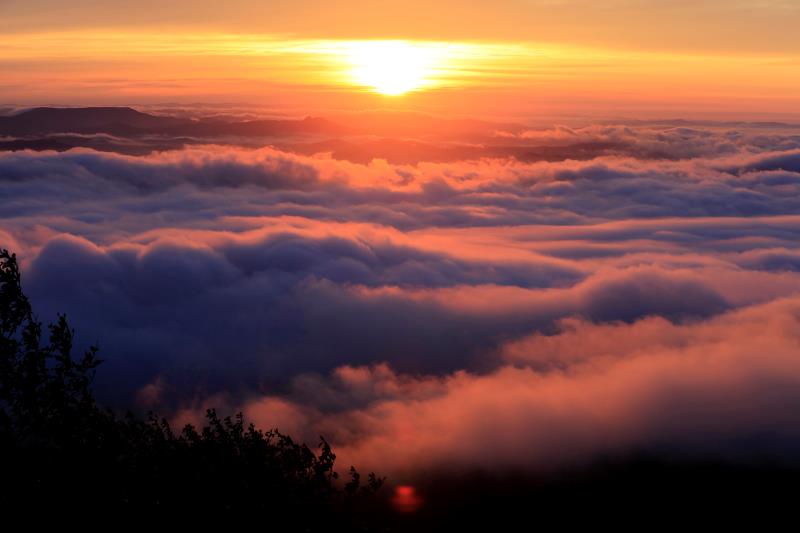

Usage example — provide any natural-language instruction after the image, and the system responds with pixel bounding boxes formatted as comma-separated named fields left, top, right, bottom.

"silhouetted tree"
left=0, top=249, right=383, bottom=527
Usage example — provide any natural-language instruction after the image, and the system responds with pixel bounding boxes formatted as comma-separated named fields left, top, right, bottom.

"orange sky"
left=2, top=1, right=799, bottom=120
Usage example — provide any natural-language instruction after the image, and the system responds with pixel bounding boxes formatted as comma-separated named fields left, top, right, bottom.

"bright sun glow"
left=345, top=41, right=445, bottom=96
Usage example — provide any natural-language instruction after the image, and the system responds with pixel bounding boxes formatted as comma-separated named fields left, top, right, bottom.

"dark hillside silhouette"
left=0, top=249, right=383, bottom=527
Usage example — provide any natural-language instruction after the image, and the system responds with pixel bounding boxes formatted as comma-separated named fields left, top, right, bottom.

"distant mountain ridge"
left=0, top=106, right=625, bottom=163
left=0, top=106, right=347, bottom=137
left=0, top=107, right=181, bottom=135
left=0, top=106, right=533, bottom=139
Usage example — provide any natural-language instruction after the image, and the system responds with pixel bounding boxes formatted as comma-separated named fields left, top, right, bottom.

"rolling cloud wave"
left=2, top=123, right=800, bottom=477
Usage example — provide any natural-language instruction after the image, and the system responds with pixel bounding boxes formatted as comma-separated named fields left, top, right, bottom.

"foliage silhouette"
left=0, top=249, right=383, bottom=527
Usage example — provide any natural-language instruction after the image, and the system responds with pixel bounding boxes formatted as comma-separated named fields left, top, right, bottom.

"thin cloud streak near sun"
left=3, top=31, right=800, bottom=119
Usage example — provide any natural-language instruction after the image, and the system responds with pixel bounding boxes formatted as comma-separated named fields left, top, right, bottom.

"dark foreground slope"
left=0, top=249, right=383, bottom=529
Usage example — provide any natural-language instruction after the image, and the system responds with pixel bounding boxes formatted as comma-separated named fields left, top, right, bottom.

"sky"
left=3, top=0, right=800, bottom=483
left=2, top=1, right=800, bottom=119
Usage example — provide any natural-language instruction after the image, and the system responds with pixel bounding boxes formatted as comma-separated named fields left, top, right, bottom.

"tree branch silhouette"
left=0, top=248, right=383, bottom=527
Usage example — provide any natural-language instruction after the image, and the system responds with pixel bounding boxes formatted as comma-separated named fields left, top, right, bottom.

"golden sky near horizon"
left=2, top=1, right=800, bottom=119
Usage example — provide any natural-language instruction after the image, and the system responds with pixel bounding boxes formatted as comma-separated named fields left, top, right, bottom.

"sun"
left=345, top=41, right=443, bottom=96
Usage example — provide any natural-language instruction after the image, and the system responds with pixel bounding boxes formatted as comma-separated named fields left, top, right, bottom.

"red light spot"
left=392, top=485, right=422, bottom=513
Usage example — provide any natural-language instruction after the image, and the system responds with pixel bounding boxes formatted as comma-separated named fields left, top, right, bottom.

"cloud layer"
left=2, top=121, right=800, bottom=475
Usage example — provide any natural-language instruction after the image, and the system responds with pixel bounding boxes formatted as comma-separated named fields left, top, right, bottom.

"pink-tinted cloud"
left=231, top=296, right=800, bottom=477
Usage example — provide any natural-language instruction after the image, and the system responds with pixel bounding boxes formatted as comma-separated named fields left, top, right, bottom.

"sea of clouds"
left=3, top=123, right=800, bottom=478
